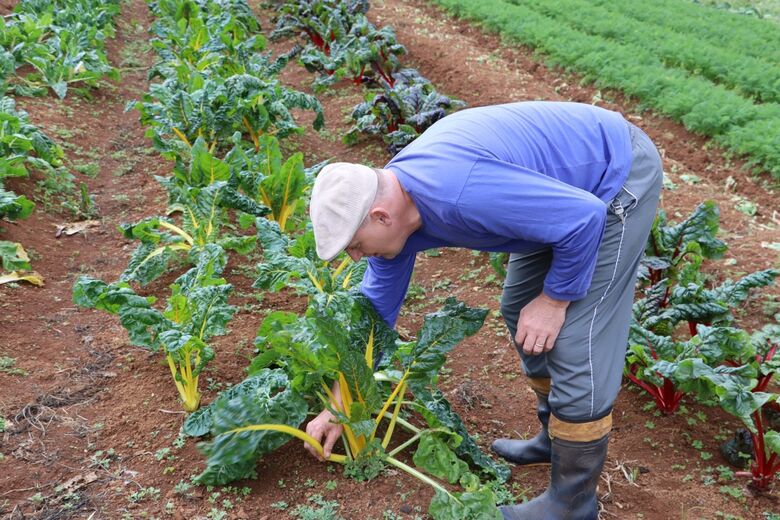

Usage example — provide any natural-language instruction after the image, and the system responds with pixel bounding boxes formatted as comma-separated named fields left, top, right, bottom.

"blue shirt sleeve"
left=359, top=252, right=417, bottom=327
left=457, top=157, right=608, bottom=301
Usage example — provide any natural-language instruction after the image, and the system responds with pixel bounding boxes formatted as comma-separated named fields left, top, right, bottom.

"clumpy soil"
left=1, top=0, right=778, bottom=518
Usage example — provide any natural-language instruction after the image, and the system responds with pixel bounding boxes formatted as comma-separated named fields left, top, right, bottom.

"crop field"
left=0, top=0, right=779, bottom=519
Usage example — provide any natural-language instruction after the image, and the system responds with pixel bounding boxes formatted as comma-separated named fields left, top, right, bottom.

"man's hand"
left=515, top=292, right=569, bottom=355
left=304, top=409, right=343, bottom=461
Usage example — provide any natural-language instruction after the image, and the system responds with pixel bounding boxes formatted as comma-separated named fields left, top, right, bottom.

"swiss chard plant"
left=224, top=134, right=324, bottom=233
left=270, top=0, right=369, bottom=52
left=344, top=68, right=465, bottom=155
left=128, top=72, right=323, bottom=157
left=651, top=322, right=780, bottom=488
left=184, top=293, right=507, bottom=518
left=0, top=92, right=65, bottom=285
left=120, top=137, right=268, bottom=285
left=298, top=15, right=406, bottom=91
left=639, top=200, right=727, bottom=288
left=253, top=217, right=365, bottom=298
left=626, top=201, right=777, bottom=413
left=73, top=244, right=235, bottom=411
left=132, top=0, right=323, bottom=157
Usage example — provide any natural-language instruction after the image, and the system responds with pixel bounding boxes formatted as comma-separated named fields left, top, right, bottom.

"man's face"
left=345, top=211, right=406, bottom=261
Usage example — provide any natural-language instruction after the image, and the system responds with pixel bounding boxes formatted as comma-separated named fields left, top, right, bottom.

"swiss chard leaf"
left=194, top=368, right=309, bottom=485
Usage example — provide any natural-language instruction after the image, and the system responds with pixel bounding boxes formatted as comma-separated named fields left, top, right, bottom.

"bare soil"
left=1, top=0, right=778, bottom=519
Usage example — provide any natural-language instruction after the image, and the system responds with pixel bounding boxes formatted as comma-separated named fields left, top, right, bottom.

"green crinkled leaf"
left=710, top=269, right=778, bottom=308
left=765, top=430, right=780, bottom=458
left=694, top=326, right=751, bottom=365
left=72, top=276, right=163, bottom=348
left=251, top=310, right=337, bottom=394
left=259, top=151, right=306, bottom=230
left=185, top=283, right=235, bottom=340
left=0, top=189, right=34, bottom=220
left=186, top=137, right=230, bottom=186
left=219, top=186, right=270, bottom=217
left=428, top=486, right=502, bottom=520
left=0, top=240, right=31, bottom=271
left=660, top=201, right=727, bottom=260
left=121, top=241, right=178, bottom=285
left=183, top=406, right=212, bottom=437
left=400, top=297, right=487, bottom=384
left=195, top=369, right=309, bottom=485
left=253, top=310, right=300, bottom=357
left=255, top=217, right=290, bottom=254
left=218, top=234, right=256, bottom=255
left=410, top=385, right=509, bottom=482
left=412, top=431, right=468, bottom=484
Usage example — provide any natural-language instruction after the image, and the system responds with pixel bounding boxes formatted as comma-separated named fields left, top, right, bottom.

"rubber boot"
left=491, top=391, right=552, bottom=465
left=500, top=434, right=609, bottom=520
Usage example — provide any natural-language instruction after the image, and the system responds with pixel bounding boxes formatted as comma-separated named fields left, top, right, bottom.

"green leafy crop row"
left=1, top=0, right=120, bottom=283
left=430, top=0, right=780, bottom=179
left=71, top=3, right=511, bottom=515
left=603, top=0, right=780, bottom=64
left=509, top=0, right=780, bottom=104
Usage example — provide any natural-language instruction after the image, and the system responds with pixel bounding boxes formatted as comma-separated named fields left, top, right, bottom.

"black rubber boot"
left=500, top=435, right=608, bottom=520
left=491, top=392, right=552, bottom=465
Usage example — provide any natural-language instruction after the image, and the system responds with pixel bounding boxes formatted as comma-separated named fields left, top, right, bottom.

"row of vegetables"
left=72, top=0, right=507, bottom=517
left=0, top=0, right=121, bottom=285
left=628, top=202, right=780, bottom=488
left=432, top=0, right=780, bottom=180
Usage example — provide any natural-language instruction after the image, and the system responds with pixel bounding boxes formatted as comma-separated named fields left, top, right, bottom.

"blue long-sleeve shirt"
left=361, top=101, right=633, bottom=327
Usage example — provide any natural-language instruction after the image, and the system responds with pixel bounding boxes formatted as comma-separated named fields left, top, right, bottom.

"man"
left=306, top=101, right=662, bottom=519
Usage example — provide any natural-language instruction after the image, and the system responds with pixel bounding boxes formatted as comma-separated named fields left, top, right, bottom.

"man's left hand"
left=515, top=292, right=570, bottom=355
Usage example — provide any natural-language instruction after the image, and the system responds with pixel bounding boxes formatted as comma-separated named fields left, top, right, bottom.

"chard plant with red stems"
left=344, top=68, right=466, bottom=155
left=299, top=18, right=405, bottom=91
left=271, top=0, right=370, bottom=54
left=272, top=1, right=404, bottom=90
left=626, top=201, right=777, bottom=413
left=652, top=323, right=780, bottom=489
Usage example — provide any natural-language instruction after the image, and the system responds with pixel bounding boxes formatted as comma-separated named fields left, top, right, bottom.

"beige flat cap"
left=310, top=162, right=378, bottom=261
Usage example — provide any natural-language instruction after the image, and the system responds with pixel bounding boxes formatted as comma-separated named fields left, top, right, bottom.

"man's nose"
left=347, top=249, right=362, bottom=262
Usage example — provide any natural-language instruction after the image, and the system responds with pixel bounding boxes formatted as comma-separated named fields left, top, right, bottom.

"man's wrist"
left=540, top=291, right=570, bottom=308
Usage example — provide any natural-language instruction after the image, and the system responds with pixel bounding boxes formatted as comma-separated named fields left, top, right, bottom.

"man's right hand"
left=304, top=408, right=343, bottom=462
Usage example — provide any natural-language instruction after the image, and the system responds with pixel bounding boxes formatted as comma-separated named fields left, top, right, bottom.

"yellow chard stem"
left=243, top=116, right=260, bottom=151
left=336, top=375, right=365, bottom=454
left=385, top=456, right=462, bottom=504
left=306, top=270, right=325, bottom=293
left=332, top=257, right=351, bottom=279
left=372, top=370, right=411, bottom=437
left=172, top=127, right=191, bottom=147
left=158, top=221, right=195, bottom=246
left=381, top=382, right=406, bottom=449
left=224, top=425, right=347, bottom=463
left=322, top=383, right=358, bottom=459
left=167, top=353, right=198, bottom=411
left=378, top=411, right=420, bottom=435
left=341, top=271, right=354, bottom=290
left=364, top=326, right=375, bottom=369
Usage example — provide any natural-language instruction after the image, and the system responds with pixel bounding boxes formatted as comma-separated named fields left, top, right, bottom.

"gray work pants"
left=500, top=123, right=662, bottom=423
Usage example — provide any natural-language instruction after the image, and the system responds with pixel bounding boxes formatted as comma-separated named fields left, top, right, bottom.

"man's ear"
left=369, top=207, right=391, bottom=226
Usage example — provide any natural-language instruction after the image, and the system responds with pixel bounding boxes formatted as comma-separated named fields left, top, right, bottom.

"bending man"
left=306, top=101, right=662, bottom=520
